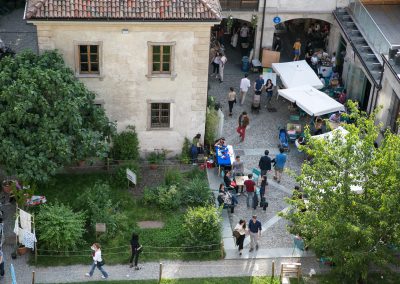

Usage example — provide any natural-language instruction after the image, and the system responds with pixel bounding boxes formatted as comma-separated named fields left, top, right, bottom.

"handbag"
left=233, top=98, right=237, bottom=104
left=232, top=230, right=240, bottom=239
left=97, top=259, right=105, bottom=267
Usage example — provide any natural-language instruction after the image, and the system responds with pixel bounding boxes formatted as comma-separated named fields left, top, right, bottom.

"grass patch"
left=33, top=169, right=219, bottom=266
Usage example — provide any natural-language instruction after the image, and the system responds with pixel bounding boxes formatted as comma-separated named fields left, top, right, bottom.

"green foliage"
left=180, top=137, right=191, bottom=164
left=147, top=151, right=166, bottom=164
left=185, top=167, right=207, bottom=180
left=0, top=50, right=114, bottom=183
left=143, top=185, right=181, bottom=210
left=110, top=125, right=140, bottom=160
left=181, top=178, right=214, bottom=207
left=112, top=162, right=140, bottom=189
left=205, top=107, right=218, bottom=147
left=75, top=182, right=127, bottom=238
left=10, top=181, right=35, bottom=208
left=164, top=168, right=183, bottom=186
left=284, top=101, right=400, bottom=282
left=183, top=205, right=222, bottom=247
left=36, top=203, right=86, bottom=251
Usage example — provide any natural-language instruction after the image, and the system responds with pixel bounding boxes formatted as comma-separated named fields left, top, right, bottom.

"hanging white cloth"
left=19, top=209, right=32, bottom=233
left=18, top=227, right=25, bottom=244
left=13, top=216, right=19, bottom=235
left=22, top=230, right=36, bottom=249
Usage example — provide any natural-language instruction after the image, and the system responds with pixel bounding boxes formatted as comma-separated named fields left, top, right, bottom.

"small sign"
left=273, top=16, right=281, bottom=24
left=126, top=168, right=137, bottom=185
left=96, top=223, right=106, bottom=233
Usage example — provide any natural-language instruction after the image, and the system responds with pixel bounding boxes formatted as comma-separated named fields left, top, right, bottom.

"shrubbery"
left=143, top=185, right=181, bottom=210
left=183, top=205, right=222, bottom=247
left=181, top=178, right=214, bottom=207
left=75, top=182, right=128, bottom=238
left=36, top=203, right=86, bottom=251
left=110, top=125, right=140, bottom=160
left=164, top=168, right=183, bottom=186
left=112, top=162, right=140, bottom=189
left=180, top=137, right=191, bottom=164
left=205, top=107, right=218, bottom=147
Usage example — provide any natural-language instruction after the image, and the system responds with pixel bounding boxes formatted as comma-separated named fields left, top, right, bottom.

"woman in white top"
left=85, top=243, right=108, bottom=279
left=234, top=219, right=247, bottom=255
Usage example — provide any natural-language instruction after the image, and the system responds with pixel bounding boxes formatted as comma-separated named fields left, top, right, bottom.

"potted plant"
left=10, top=182, right=35, bottom=209
left=2, top=179, right=13, bottom=194
left=17, top=244, right=29, bottom=255
left=147, top=151, right=166, bottom=170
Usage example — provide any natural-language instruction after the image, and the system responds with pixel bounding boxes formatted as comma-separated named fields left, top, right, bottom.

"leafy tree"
left=0, top=51, right=114, bottom=182
left=36, top=203, right=86, bottom=252
left=284, top=102, right=400, bottom=282
left=110, top=125, right=140, bottom=160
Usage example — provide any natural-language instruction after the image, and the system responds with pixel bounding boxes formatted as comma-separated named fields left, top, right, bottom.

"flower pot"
left=2, top=184, right=11, bottom=194
left=149, top=164, right=158, bottom=170
left=17, top=246, right=29, bottom=255
left=11, top=252, right=17, bottom=259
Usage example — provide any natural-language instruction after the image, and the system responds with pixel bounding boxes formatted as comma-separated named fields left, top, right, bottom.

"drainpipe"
left=259, top=0, right=267, bottom=59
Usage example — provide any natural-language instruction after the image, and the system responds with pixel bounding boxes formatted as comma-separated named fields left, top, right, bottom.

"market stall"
left=277, top=85, right=345, bottom=116
left=215, top=145, right=235, bottom=175
left=272, top=60, right=324, bottom=89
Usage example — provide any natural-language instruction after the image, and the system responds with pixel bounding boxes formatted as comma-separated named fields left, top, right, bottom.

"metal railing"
left=349, top=0, right=400, bottom=56
left=219, top=0, right=259, bottom=11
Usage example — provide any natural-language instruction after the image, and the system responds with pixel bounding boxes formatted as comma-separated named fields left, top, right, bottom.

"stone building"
left=25, top=0, right=221, bottom=155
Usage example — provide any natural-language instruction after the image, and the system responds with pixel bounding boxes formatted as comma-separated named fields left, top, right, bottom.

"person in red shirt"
left=244, top=174, right=256, bottom=208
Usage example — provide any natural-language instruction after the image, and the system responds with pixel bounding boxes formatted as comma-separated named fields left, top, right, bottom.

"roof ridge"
left=26, top=0, right=48, bottom=19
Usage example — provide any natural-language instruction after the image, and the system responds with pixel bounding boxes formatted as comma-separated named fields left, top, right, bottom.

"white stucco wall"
left=31, top=21, right=214, bottom=156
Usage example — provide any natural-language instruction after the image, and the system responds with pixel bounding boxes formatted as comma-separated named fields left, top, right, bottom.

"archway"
left=272, top=18, right=332, bottom=62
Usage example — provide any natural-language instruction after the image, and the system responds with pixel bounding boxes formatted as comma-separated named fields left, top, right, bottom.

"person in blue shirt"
left=248, top=215, right=262, bottom=252
left=254, top=75, right=265, bottom=95
left=273, top=147, right=287, bottom=183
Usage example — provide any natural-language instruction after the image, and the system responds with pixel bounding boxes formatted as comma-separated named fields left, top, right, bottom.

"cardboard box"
left=262, top=49, right=280, bottom=68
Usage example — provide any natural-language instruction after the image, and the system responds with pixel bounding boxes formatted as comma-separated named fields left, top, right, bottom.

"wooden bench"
left=280, top=262, right=301, bottom=284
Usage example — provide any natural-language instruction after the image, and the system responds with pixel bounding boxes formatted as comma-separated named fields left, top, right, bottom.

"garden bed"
left=32, top=166, right=220, bottom=266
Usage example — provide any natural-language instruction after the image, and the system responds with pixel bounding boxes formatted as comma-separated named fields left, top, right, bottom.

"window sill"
left=147, top=127, right=173, bottom=131
left=146, top=72, right=177, bottom=81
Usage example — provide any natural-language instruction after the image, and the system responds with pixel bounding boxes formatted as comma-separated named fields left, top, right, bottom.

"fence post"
left=271, top=260, right=275, bottom=279
left=158, top=262, right=163, bottom=283
left=32, top=271, right=35, bottom=284
left=220, top=240, right=224, bottom=259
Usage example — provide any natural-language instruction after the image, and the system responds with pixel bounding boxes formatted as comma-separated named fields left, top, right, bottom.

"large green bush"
left=143, top=185, right=181, bottom=210
left=164, top=168, right=183, bottom=186
left=75, top=182, right=128, bottom=238
left=110, top=125, right=140, bottom=160
left=183, top=205, right=222, bottom=247
left=205, top=107, right=218, bottom=147
left=180, top=137, right=191, bottom=164
left=36, top=203, right=86, bottom=251
left=181, top=178, right=213, bottom=207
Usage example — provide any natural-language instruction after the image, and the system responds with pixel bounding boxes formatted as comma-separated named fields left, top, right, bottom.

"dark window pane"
left=80, top=63, right=89, bottom=72
left=153, top=54, right=160, bottom=62
left=162, top=103, right=169, bottom=109
left=90, top=45, right=98, bottom=53
left=163, top=46, right=171, bottom=53
left=162, top=63, right=170, bottom=72
left=153, top=63, right=160, bottom=72
left=91, top=63, right=99, bottom=72
left=153, top=45, right=161, bottom=53
left=80, top=54, right=88, bottom=63
left=163, top=54, right=170, bottom=63
left=79, top=45, right=87, bottom=53
left=90, top=54, right=98, bottom=62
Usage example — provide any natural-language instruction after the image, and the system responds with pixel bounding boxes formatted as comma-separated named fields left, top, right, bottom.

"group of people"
left=211, top=50, right=228, bottom=83
left=233, top=215, right=262, bottom=255
left=85, top=233, right=142, bottom=279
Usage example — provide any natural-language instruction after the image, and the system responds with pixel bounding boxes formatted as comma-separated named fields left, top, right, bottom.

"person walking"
left=85, top=243, right=108, bottom=279
left=265, top=79, right=274, bottom=108
left=239, top=23, right=249, bottom=44
left=218, top=52, right=228, bottom=83
left=248, top=215, right=262, bottom=252
left=236, top=111, right=249, bottom=142
left=239, top=73, right=251, bottom=105
left=227, top=87, right=237, bottom=116
left=273, top=148, right=287, bottom=183
left=244, top=173, right=256, bottom=208
left=129, top=233, right=142, bottom=270
left=254, top=74, right=264, bottom=96
left=211, top=52, right=221, bottom=77
left=293, top=38, right=301, bottom=61
left=258, top=150, right=272, bottom=180
left=234, top=219, right=246, bottom=256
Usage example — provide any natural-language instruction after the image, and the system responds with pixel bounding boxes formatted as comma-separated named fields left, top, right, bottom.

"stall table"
left=215, top=145, right=235, bottom=175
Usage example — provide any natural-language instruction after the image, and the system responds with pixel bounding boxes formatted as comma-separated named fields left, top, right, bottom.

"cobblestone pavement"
left=208, top=43, right=309, bottom=256
left=0, top=9, right=38, bottom=53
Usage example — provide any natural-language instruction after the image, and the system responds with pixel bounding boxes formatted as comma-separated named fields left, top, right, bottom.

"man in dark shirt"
left=258, top=150, right=272, bottom=180
left=244, top=174, right=256, bottom=208
left=254, top=75, right=265, bottom=95
left=248, top=215, right=262, bottom=252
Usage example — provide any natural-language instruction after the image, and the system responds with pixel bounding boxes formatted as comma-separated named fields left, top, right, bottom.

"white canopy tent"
left=278, top=85, right=345, bottom=116
left=311, top=126, right=349, bottom=141
left=272, top=60, right=324, bottom=89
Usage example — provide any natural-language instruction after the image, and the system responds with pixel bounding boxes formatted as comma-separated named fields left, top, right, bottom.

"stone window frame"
left=146, top=41, right=177, bottom=80
left=146, top=99, right=175, bottom=130
left=74, top=41, right=103, bottom=78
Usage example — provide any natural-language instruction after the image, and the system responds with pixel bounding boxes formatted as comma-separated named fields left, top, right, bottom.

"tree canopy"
left=0, top=51, right=114, bottom=182
left=284, top=102, right=400, bottom=282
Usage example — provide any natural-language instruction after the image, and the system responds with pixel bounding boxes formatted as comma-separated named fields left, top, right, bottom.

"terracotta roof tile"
left=26, top=0, right=220, bottom=20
